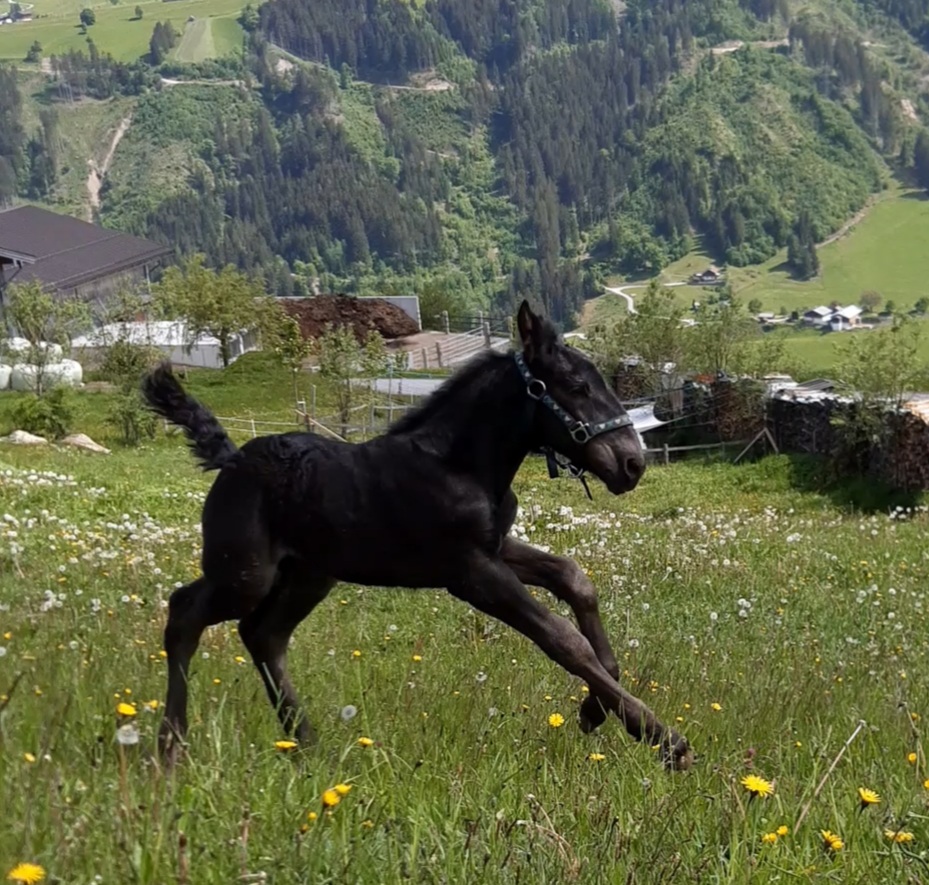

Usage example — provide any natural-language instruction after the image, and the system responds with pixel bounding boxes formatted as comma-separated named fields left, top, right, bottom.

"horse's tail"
left=141, top=361, right=239, bottom=472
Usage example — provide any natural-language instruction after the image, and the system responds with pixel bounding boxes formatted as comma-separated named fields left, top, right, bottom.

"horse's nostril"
left=625, top=455, right=645, bottom=482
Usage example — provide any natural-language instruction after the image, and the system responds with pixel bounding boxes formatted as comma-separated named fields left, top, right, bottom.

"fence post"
left=663, top=443, right=669, bottom=465
left=421, top=347, right=428, bottom=369
left=483, top=320, right=491, bottom=348
left=435, top=342, right=443, bottom=368
left=442, top=310, right=450, bottom=334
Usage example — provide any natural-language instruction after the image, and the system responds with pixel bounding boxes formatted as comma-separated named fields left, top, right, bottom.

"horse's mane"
left=387, top=349, right=516, bottom=441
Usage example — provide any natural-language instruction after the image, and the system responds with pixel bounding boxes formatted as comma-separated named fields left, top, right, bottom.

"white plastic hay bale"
left=1, top=337, right=31, bottom=355
left=10, top=360, right=85, bottom=391
left=59, top=358, right=83, bottom=386
left=10, top=363, right=39, bottom=392
left=35, top=341, right=64, bottom=361
left=0, top=364, right=11, bottom=390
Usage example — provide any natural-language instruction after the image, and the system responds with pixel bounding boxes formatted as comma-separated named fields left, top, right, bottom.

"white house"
left=72, top=320, right=259, bottom=369
left=829, top=305, right=863, bottom=331
left=802, top=306, right=833, bottom=326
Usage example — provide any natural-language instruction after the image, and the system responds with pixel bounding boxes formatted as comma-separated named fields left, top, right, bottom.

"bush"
left=99, top=340, right=161, bottom=389
left=9, top=387, right=73, bottom=440
left=105, top=391, right=158, bottom=446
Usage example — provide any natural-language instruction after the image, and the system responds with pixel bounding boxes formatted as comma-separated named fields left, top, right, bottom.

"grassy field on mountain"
left=0, top=0, right=244, bottom=62
left=2, top=374, right=929, bottom=882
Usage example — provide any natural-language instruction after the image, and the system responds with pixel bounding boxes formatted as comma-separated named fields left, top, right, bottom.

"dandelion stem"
left=794, top=719, right=866, bottom=834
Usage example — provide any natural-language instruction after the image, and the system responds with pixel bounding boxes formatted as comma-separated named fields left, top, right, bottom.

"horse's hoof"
left=157, top=725, right=186, bottom=772
left=660, top=732, right=694, bottom=772
left=578, top=695, right=609, bottom=733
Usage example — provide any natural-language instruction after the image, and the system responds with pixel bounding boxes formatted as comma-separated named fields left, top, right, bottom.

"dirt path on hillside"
left=817, top=198, right=876, bottom=249
left=86, top=114, right=131, bottom=221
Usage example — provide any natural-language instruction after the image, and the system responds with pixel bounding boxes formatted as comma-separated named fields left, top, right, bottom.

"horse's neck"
left=406, top=361, right=537, bottom=498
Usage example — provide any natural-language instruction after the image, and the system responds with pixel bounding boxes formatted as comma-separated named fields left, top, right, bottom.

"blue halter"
left=513, top=351, right=634, bottom=496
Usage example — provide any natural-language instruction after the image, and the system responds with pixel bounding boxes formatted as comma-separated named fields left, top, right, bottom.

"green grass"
left=2, top=361, right=929, bottom=881
left=730, top=186, right=929, bottom=314
left=0, top=0, right=244, bottom=62
left=652, top=186, right=929, bottom=316
left=172, top=17, right=213, bottom=64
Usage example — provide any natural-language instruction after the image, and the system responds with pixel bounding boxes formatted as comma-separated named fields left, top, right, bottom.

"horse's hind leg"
left=159, top=577, right=242, bottom=767
left=238, top=559, right=334, bottom=744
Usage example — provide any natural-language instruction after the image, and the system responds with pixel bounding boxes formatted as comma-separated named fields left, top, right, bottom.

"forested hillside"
left=2, top=0, right=929, bottom=328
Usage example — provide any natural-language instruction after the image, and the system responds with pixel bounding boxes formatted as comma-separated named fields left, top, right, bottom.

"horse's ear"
left=517, top=299, right=556, bottom=362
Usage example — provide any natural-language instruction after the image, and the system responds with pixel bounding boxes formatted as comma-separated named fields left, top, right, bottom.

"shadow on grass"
left=785, top=453, right=924, bottom=513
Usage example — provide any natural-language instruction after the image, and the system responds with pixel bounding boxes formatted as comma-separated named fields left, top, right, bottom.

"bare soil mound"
left=281, top=295, right=419, bottom=341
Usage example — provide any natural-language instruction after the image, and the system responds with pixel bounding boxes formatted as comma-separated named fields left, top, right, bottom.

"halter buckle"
left=526, top=378, right=547, bottom=400
left=570, top=422, right=591, bottom=444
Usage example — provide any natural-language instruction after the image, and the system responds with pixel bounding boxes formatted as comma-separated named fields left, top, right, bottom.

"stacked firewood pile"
left=872, top=410, right=929, bottom=491
left=769, top=396, right=929, bottom=491
left=712, top=379, right=766, bottom=442
left=767, top=396, right=844, bottom=455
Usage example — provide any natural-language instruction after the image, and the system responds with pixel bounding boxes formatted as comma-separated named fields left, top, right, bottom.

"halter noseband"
left=513, top=351, right=633, bottom=498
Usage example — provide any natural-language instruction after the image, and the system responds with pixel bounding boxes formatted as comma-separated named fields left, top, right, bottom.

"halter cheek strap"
left=513, top=351, right=634, bottom=498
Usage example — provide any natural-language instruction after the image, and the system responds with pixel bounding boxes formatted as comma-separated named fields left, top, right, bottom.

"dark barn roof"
left=0, top=205, right=171, bottom=292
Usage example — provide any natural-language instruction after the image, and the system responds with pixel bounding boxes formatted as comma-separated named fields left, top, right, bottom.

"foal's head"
left=516, top=300, right=645, bottom=495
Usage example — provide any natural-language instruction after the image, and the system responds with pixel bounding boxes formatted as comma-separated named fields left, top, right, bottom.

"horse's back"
left=202, top=431, right=500, bottom=587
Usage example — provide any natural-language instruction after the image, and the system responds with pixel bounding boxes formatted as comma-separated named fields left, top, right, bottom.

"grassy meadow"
left=2, top=360, right=929, bottom=883
left=655, top=186, right=929, bottom=315
left=0, top=0, right=244, bottom=62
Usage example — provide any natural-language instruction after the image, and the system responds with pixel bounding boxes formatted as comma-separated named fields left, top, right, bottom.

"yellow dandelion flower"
left=306, top=811, right=318, bottom=821
left=907, top=752, right=917, bottom=764
left=212, top=678, right=221, bottom=685
left=710, top=702, right=722, bottom=712
left=821, top=830, right=843, bottom=852
left=116, top=702, right=137, bottom=720
left=761, top=832, right=778, bottom=845
left=885, top=829, right=914, bottom=844
left=274, top=740, right=298, bottom=751
left=357, top=737, right=374, bottom=748
left=23, top=753, right=36, bottom=764
left=144, top=700, right=159, bottom=711
left=352, top=650, right=362, bottom=659
left=923, top=779, right=929, bottom=790
left=588, top=753, right=606, bottom=762
left=548, top=712, right=565, bottom=728
left=740, top=775, right=774, bottom=798
left=321, top=789, right=341, bottom=807
left=777, top=826, right=789, bottom=837
left=235, top=656, right=246, bottom=664
left=858, top=787, right=880, bottom=807
left=361, top=819, right=374, bottom=829
left=6, top=863, right=46, bottom=884
left=334, top=783, right=352, bottom=796
left=411, top=655, right=422, bottom=662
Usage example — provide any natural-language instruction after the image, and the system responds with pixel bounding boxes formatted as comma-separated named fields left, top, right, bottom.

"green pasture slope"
left=0, top=0, right=244, bottom=62
left=1, top=359, right=929, bottom=882
left=657, top=185, right=929, bottom=315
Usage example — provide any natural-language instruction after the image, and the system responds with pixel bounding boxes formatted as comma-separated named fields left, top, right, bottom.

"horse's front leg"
left=450, top=551, right=693, bottom=771
left=501, top=537, right=620, bottom=734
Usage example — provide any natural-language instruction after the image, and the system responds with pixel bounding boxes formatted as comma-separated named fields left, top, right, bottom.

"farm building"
left=801, top=305, right=863, bottom=330
left=689, top=266, right=725, bottom=285
left=0, top=205, right=171, bottom=314
left=72, top=321, right=259, bottom=369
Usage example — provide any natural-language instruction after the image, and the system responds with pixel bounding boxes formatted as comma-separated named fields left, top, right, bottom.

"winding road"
left=598, top=280, right=688, bottom=316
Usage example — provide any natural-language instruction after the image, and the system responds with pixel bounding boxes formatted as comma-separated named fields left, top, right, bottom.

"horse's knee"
left=560, top=559, right=599, bottom=613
